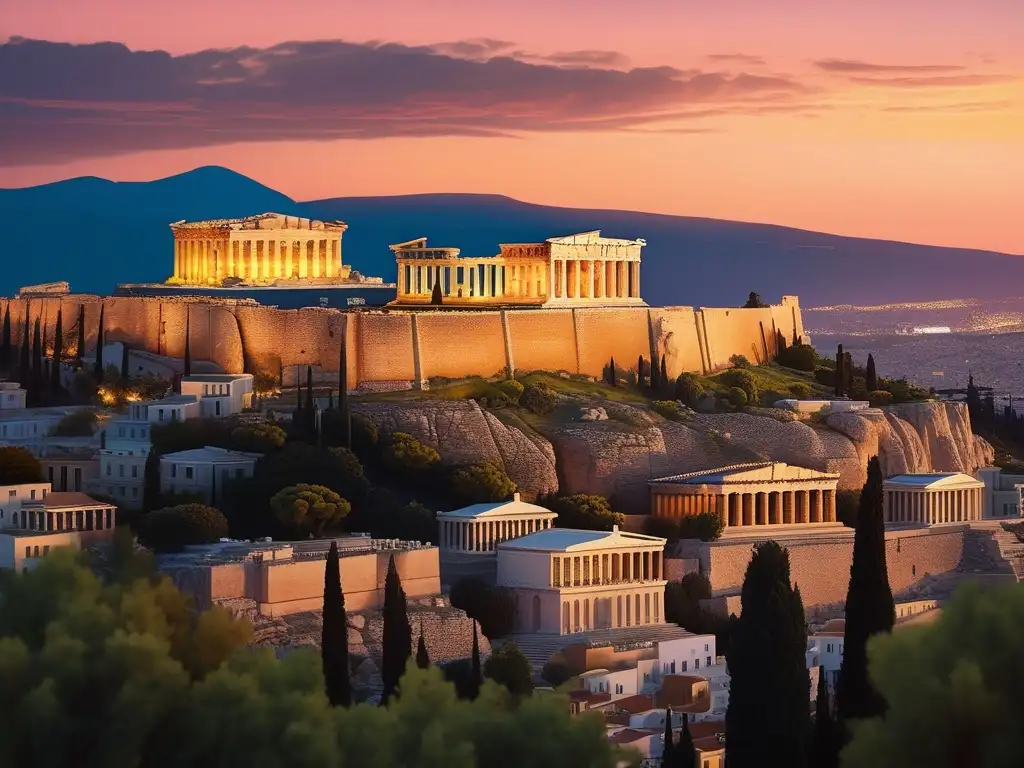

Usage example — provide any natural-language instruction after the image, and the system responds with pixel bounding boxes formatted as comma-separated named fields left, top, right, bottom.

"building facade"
left=649, top=462, right=841, bottom=532
left=882, top=473, right=984, bottom=525
left=180, top=373, right=255, bottom=418
left=976, top=466, right=1024, bottom=519
left=169, top=213, right=350, bottom=285
left=159, top=446, right=260, bottom=505
left=0, top=382, right=27, bottom=410
left=496, top=526, right=667, bottom=634
left=0, top=483, right=117, bottom=571
left=391, top=231, right=646, bottom=307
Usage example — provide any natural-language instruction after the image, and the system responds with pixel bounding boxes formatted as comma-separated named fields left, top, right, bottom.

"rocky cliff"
left=355, top=398, right=993, bottom=512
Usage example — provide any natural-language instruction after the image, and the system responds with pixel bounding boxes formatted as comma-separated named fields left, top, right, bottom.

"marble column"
left=814, top=489, right=824, bottom=523
left=559, top=260, right=568, bottom=299
left=757, top=493, right=768, bottom=525
left=617, top=262, right=627, bottom=298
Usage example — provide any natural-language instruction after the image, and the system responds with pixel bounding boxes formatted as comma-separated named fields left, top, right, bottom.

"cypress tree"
left=675, top=713, right=695, bottom=768
left=415, top=623, right=430, bottom=669
left=430, top=272, right=443, bottom=305
left=306, top=365, right=316, bottom=436
left=183, top=308, right=191, bottom=378
left=322, top=541, right=352, bottom=707
left=381, top=554, right=412, bottom=704
left=651, top=350, right=660, bottom=394
left=94, top=304, right=105, bottom=381
left=469, top=619, right=482, bottom=700
left=865, top=353, right=878, bottom=393
left=661, top=707, right=675, bottom=767
left=121, top=343, right=130, bottom=384
left=19, top=302, right=31, bottom=382
left=834, top=344, right=844, bottom=398
left=0, top=303, right=10, bottom=376
left=142, top=451, right=160, bottom=512
left=843, top=352, right=854, bottom=395
left=51, top=308, right=63, bottom=396
left=637, top=355, right=645, bottom=389
left=608, top=356, right=617, bottom=386
left=836, top=456, right=894, bottom=731
left=30, top=318, right=42, bottom=407
left=660, top=356, right=668, bottom=396
left=75, top=304, right=86, bottom=366
left=813, top=671, right=839, bottom=768
left=725, top=541, right=809, bottom=768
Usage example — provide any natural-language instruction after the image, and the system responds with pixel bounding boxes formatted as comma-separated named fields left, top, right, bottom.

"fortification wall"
left=0, top=294, right=805, bottom=387
left=701, top=526, right=965, bottom=610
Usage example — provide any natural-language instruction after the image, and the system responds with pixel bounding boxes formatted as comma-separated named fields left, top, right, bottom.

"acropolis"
left=390, top=230, right=646, bottom=307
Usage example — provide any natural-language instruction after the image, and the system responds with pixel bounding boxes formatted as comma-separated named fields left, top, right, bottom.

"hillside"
left=2, top=165, right=1022, bottom=306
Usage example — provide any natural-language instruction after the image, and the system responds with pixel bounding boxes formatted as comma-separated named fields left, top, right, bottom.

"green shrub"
left=814, top=366, right=835, bottom=386
left=720, top=368, right=758, bottom=403
left=450, top=460, right=517, bottom=504
left=381, top=431, right=440, bottom=473
left=789, top=382, right=812, bottom=399
left=643, top=515, right=680, bottom=540
left=777, top=344, right=819, bottom=372
left=52, top=409, right=98, bottom=437
left=729, top=354, right=752, bottom=369
left=230, top=423, right=286, bottom=453
left=674, top=373, right=704, bottom=406
left=728, top=387, right=748, bottom=408
left=541, top=660, right=576, bottom=687
left=541, top=493, right=622, bottom=531
left=0, top=446, right=44, bottom=485
left=678, top=510, right=724, bottom=541
left=869, top=389, right=894, bottom=407
left=520, top=382, right=556, bottom=415
left=651, top=400, right=682, bottom=419
left=138, top=504, right=229, bottom=553
left=498, top=379, right=524, bottom=404
left=270, top=484, right=351, bottom=536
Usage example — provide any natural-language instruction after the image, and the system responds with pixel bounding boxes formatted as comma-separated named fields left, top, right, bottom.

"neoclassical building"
left=169, top=213, right=350, bottom=285
left=883, top=473, right=985, bottom=525
left=649, top=462, right=841, bottom=532
left=390, top=230, right=646, bottom=307
left=496, top=526, right=667, bottom=634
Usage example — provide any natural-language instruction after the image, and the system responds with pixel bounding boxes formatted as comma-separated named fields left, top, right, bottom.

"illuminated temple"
left=389, top=230, right=647, bottom=307
left=169, top=213, right=351, bottom=285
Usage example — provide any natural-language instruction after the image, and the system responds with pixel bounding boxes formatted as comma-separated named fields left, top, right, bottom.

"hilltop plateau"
left=4, top=166, right=1024, bottom=305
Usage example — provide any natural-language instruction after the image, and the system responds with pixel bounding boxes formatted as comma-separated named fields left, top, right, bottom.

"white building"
left=577, top=634, right=719, bottom=699
left=496, top=525, right=667, bottom=634
left=133, top=395, right=201, bottom=424
left=159, top=446, right=260, bottom=505
left=0, top=483, right=117, bottom=571
left=883, top=472, right=985, bottom=525
left=977, top=466, right=1024, bottom=520
left=0, top=405, right=79, bottom=443
left=180, top=373, right=255, bottom=418
left=89, top=412, right=156, bottom=509
left=0, top=382, right=27, bottom=410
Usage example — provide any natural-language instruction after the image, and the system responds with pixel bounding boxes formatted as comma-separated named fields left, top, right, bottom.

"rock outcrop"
left=219, top=595, right=490, bottom=704
left=354, top=400, right=558, bottom=498
left=353, top=398, right=993, bottom=513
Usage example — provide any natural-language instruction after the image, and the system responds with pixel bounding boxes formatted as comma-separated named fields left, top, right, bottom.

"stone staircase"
left=984, top=524, right=1024, bottom=580
left=498, top=624, right=697, bottom=670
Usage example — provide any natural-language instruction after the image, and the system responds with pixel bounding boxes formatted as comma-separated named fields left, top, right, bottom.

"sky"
left=1, top=0, right=1022, bottom=253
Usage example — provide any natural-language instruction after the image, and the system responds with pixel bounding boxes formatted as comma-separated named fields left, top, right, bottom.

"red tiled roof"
left=605, top=694, right=655, bottom=714
left=609, top=729, right=653, bottom=745
left=27, top=492, right=115, bottom=510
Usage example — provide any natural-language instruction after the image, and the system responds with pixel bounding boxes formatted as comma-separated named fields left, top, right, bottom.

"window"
left=185, top=467, right=194, bottom=480
left=74, top=468, right=81, bottom=491
left=132, top=487, right=139, bottom=498
left=158, top=409, right=165, bottom=422
left=704, top=643, right=709, bottom=652
left=60, top=466, right=67, bottom=491
left=8, top=490, right=15, bottom=499
left=119, top=487, right=126, bottom=497
left=215, top=401, right=221, bottom=416
left=48, top=466, right=54, bottom=484
left=29, top=490, right=36, bottom=500
left=106, top=463, right=112, bottom=476
left=615, top=684, right=623, bottom=694
left=24, top=546, right=30, bottom=558
left=671, top=661, right=677, bottom=674
left=694, top=658, right=700, bottom=670
left=643, top=672, right=650, bottom=682
left=130, top=428, right=136, bottom=439
left=706, top=656, right=712, bottom=667
left=119, top=465, right=124, bottom=477
left=827, top=643, right=833, bottom=653
left=171, top=465, right=177, bottom=478
left=131, top=466, right=138, bottom=478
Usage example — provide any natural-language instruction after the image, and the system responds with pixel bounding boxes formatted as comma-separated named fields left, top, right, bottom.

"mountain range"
left=1, top=165, right=1019, bottom=307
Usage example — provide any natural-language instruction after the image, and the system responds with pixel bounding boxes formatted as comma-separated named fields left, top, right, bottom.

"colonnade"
left=884, top=487, right=982, bottom=525
left=548, top=258, right=640, bottom=301
left=440, top=516, right=552, bottom=553
left=16, top=507, right=114, bottom=532
left=550, top=549, right=663, bottom=587
left=652, top=488, right=838, bottom=528
left=173, top=237, right=344, bottom=284
left=560, top=587, right=662, bottom=634
left=397, top=260, right=508, bottom=300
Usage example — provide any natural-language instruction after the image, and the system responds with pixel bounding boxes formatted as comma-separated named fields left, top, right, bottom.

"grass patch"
left=701, top=362, right=828, bottom=407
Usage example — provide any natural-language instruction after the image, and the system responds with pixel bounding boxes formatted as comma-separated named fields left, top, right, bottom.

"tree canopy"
left=483, top=642, right=534, bottom=697
left=138, top=503, right=230, bottom=553
left=0, top=446, right=44, bottom=485
left=543, top=493, right=623, bottom=531
left=450, top=459, right=517, bottom=504
left=229, top=422, right=286, bottom=453
left=0, top=551, right=634, bottom=768
left=380, top=432, right=441, bottom=474
left=843, top=582, right=1024, bottom=768
left=270, top=484, right=351, bottom=537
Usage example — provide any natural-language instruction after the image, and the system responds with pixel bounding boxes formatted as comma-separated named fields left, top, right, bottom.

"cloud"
left=538, top=50, right=631, bottom=68
left=0, top=37, right=805, bottom=165
left=848, top=74, right=1017, bottom=88
left=814, top=59, right=966, bottom=74
left=881, top=100, right=1014, bottom=113
left=707, top=54, right=766, bottom=66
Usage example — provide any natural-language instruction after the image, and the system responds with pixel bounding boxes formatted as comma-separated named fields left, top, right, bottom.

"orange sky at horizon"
left=2, top=0, right=1022, bottom=254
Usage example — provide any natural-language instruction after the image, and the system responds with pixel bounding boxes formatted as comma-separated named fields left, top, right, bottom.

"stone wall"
left=692, top=526, right=966, bottom=611
left=0, top=294, right=805, bottom=387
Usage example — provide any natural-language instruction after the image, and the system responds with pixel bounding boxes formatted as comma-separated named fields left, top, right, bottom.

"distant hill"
left=2, top=165, right=1020, bottom=306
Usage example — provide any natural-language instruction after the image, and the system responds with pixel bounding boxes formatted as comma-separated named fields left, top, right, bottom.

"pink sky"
left=2, top=0, right=1022, bottom=253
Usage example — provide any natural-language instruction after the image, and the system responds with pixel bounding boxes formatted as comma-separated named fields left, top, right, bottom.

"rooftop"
left=0, top=406, right=76, bottom=422
left=607, top=728, right=652, bottom=745
left=182, top=373, right=253, bottom=383
left=884, top=472, right=984, bottom=489
left=438, top=493, right=558, bottom=520
left=497, top=525, right=665, bottom=553
left=23, top=491, right=115, bottom=510
left=651, top=461, right=840, bottom=486
left=170, top=213, right=346, bottom=230
left=138, top=394, right=198, bottom=407
left=161, top=445, right=262, bottom=463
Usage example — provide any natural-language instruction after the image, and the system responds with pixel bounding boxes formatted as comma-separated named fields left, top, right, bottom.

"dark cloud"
left=539, top=50, right=631, bottom=67
left=815, top=59, right=966, bottom=74
left=430, top=38, right=515, bottom=59
left=0, top=37, right=804, bottom=165
left=707, top=54, right=766, bottom=66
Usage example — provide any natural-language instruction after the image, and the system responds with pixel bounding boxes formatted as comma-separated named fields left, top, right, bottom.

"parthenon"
left=169, top=213, right=350, bottom=285
left=390, top=230, right=646, bottom=307
left=648, top=462, right=842, bottom=531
